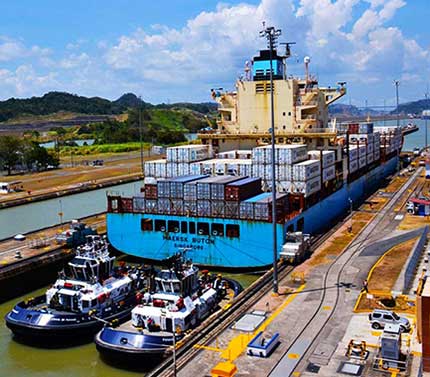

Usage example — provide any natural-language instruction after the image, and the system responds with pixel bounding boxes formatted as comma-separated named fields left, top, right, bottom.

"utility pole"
left=138, top=96, right=144, bottom=175
left=394, top=80, right=400, bottom=174
left=425, top=88, right=429, bottom=152
left=260, top=24, right=282, bottom=295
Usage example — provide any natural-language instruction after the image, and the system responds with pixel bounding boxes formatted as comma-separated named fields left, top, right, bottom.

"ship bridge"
left=201, top=48, right=345, bottom=153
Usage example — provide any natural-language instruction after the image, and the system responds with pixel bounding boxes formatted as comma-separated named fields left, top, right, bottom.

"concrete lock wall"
left=403, top=226, right=429, bottom=294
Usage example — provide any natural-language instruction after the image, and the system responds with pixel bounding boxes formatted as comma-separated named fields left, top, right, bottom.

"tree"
left=0, top=135, right=22, bottom=175
left=22, top=141, right=59, bottom=170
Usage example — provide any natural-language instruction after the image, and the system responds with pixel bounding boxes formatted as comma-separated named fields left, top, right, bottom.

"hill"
left=0, top=92, right=217, bottom=123
left=393, top=98, right=430, bottom=115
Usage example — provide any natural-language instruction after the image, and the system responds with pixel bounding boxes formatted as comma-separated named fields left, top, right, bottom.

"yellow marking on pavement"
left=223, top=303, right=232, bottom=311
left=371, top=331, right=382, bottom=336
left=292, top=372, right=301, bottom=377
left=288, top=353, right=300, bottom=359
left=220, top=284, right=306, bottom=362
left=194, top=344, right=223, bottom=353
left=322, top=306, right=331, bottom=310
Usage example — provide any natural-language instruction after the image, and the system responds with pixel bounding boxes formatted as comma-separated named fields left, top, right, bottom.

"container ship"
left=106, top=42, right=403, bottom=269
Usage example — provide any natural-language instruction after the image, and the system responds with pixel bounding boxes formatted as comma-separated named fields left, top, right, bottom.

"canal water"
left=0, top=181, right=143, bottom=240
left=0, top=273, right=259, bottom=377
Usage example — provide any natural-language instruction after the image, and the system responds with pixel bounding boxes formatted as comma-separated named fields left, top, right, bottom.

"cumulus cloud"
left=0, top=0, right=428, bottom=104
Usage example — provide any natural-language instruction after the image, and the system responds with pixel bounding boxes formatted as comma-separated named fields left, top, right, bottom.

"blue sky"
left=0, top=0, right=429, bottom=107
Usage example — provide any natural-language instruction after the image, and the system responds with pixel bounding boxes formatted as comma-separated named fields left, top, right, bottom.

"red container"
left=145, top=184, right=158, bottom=200
left=225, top=177, right=262, bottom=201
left=120, top=198, right=133, bottom=212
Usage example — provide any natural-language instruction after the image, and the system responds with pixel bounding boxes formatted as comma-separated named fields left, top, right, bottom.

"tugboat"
left=5, top=235, right=148, bottom=341
left=95, top=251, right=241, bottom=366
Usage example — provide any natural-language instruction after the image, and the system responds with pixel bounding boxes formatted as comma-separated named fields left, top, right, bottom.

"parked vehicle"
left=368, top=309, right=411, bottom=333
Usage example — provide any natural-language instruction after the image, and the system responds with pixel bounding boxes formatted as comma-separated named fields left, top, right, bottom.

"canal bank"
left=0, top=179, right=143, bottom=241
left=0, top=173, right=143, bottom=210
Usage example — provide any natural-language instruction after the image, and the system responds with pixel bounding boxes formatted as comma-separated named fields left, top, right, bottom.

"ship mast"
left=259, top=24, right=282, bottom=294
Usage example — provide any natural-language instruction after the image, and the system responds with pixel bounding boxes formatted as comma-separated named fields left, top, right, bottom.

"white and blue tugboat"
left=95, top=251, right=241, bottom=366
left=5, top=235, right=148, bottom=342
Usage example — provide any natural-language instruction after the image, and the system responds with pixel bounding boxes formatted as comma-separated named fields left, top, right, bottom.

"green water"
left=0, top=273, right=259, bottom=377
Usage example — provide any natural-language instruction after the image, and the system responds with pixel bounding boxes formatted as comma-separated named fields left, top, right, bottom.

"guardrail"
left=403, top=225, right=429, bottom=293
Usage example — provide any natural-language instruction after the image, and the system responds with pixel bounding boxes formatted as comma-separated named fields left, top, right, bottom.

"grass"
left=59, top=142, right=151, bottom=156
left=368, top=237, right=418, bottom=292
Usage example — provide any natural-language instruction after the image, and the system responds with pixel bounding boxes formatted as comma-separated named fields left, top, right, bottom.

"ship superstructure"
left=106, top=38, right=403, bottom=269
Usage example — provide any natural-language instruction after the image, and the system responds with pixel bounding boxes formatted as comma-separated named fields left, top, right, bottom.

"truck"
left=55, top=220, right=97, bottom=247
left=280, top=232, right=311, bottom=264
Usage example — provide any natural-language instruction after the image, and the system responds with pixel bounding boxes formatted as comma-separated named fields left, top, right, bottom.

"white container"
left=367, top=153, right=374, bottom=164
left=291, top=176, right=321, bottom=197
left=307, top=150, right=335, bottom=169
left=277, top=181, right=293, bottom=193
left=367, top=143, right=374, bottom=154
left=374, top=149, right=380, bottom=160
left=189, top=162, right=202, bottom=175
left=277, top=165, right=292, bottom=180
left=292, top=159, right=321, bottom=181
left=167, top=145, right=211, bottom=163
left=358, top=145, right=366, bottom=157
left=346, top=146, right=358, bottom=161
left=349, top=159, right=358, bottom=173
left=166, top=162, right=179, bottom=177
left=322, top=165, right=335, bottom=182
left=252, top=145, right=308, bottom=165
left=359, top=155, right=367, bottom=169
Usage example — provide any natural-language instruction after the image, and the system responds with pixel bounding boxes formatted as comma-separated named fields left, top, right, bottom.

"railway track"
left=147, top=207, right=354, bottom=377
left=268, top=167, right=422, bottom=376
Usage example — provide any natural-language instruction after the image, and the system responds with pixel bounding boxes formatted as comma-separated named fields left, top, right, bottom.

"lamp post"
left=260, top=24, right=282, bottom=295
left=394, top=80, right=400, bottom=174
left=425, top=90, right=429, bottom=152
left=348, top=197, right=353, bottom=233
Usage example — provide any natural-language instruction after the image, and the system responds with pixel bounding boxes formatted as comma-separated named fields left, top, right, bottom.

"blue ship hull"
left=107, top=157, right=397, bottom=269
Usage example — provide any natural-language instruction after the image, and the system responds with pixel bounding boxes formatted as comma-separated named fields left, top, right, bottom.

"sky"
left=0, top=0, right=429, bottom=107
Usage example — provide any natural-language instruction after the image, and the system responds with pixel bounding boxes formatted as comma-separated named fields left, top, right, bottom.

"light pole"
left=348, top=197, right=353, bottom=232
left=138, top=96, right=144, bottom=176
left=260, top=24, right=282, bottom=295
left=394, top=80, right=400, bottom=174
left=425, top=90, right=429, bottom=152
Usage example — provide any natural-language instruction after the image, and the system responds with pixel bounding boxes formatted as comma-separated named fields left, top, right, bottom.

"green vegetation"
left=0, top=135, right=59, bottom=175
left=60, top=142, right=149, bottom=156
left=0, top=91, right=217, bottom=123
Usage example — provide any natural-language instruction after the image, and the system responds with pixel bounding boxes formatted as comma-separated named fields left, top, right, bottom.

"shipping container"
left=166, top=144, right=211, bottom=163
left=183, top=200, right=197, bottom=216
left=224, top=201, right=240, bottom=218
left=253, top=193, right=288, bottom=221
left=367, top=153, right=374, bottom=164
left=196, top=200, right=211, bottom=217
left=322, top=165, right=336, bottom=182
left=196, top=175, right=244, bottom=200
left=133, top=196, right=145, bottom=212
left=144, top=184, right=158, bottom=199
left=358, top=155, right=367, bottom=169
left=367, top=143, right=374, bottom=154
left=252, top=144, right=308, bottom=165
left=145, top=199, right=158, bottom=214
left=292, top=159, right=321, bottom=181
left=291, top=176, right=321, bottom=197
left=307, top=150, right=335, bottom=169
left=225, top=177, right=262, bottom=201
left=349, top=159, right=358, bottom=173
left=277, top=164, right=292, bottom=180
left=171, top=199, right=184, bottom=215
left=211, top=200, right=225, bottom=217
left=157, top=198, right=171, bottom=214
left=346, top=146, right=358, bottom=161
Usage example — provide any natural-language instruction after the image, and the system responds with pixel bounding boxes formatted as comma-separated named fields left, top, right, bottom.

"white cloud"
left=0, top=0, right=428, bottom=104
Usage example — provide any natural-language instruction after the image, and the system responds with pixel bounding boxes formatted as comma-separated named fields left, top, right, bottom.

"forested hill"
left=0, top=92, right=217, bottom=122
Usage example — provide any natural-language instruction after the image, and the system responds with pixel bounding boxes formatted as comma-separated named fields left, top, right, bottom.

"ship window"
left=141, top=218, right=153, bottom=231
left=155, top=220, right=166, bottom=232
left=91, top=298, right=97, bottom=307
left=283, top=112, right=286, bottom=116
left=288, top=112, right=291, bottom=116
left=189, top=222, right=196, bottom=234
left=168, top=220, right=180, bottom=233
left=82, top=300, right=89, bottom=309
left=297, top=218, right=305, bottom=232
left=226, top=224, right=240, bottom=238
left=211, top=223, right=224, bottom=236
left=181, top=221, right=188, bottom=233
left=197, top=222, right=209, bottom=236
